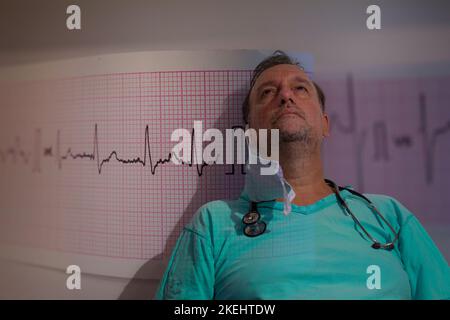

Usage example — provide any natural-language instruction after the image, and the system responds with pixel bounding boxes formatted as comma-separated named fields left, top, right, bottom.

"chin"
left=277, top=122, right=315, bottom=144
left=275, top=122, right=304, bottom=134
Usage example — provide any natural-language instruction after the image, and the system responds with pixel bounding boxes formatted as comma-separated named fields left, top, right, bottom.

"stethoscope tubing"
left=242, top=179, right=400, bottom=250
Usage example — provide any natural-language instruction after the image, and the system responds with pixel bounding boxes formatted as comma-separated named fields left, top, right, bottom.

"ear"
left=322, top=113, right=330, bottom=137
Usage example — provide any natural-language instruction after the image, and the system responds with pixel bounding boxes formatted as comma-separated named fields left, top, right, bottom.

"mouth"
left=274, top=112, right=304, bottom=123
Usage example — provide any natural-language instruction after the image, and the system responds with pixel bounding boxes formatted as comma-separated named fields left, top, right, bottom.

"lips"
left=275, top=111, right=304, bottom=122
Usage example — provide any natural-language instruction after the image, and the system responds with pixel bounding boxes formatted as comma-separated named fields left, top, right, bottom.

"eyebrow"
left=255, top=76, right=312, bottom=92
left=292, top=77, right=312, bottom=86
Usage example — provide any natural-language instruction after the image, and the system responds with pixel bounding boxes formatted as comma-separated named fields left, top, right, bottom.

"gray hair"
left=242, top=50, right=325, bottom=124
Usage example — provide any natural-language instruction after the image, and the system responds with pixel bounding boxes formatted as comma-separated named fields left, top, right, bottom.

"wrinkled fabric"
left=155, top=189, right=450, bottom=300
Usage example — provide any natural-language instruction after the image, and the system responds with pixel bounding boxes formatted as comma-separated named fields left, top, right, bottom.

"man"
left=155, top=51, right=450, bottom=299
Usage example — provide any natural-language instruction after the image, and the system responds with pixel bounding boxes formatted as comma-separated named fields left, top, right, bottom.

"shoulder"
left=361, top=192, right=415, bottom=227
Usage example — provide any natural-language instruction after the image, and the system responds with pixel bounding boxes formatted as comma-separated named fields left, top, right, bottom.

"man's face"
left=248, top=64, right=329, bottom=147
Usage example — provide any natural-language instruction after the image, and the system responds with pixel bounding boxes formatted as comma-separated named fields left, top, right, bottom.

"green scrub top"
left=154, top=188, right=450, bottom=299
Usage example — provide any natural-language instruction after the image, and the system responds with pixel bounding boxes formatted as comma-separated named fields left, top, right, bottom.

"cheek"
left=312, top=114, right=326, bottom=132
left=250, top=104, right=273, bottom=128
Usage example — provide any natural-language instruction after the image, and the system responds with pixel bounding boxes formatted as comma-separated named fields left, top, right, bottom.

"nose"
left=278, top=86, right=294, bottom=107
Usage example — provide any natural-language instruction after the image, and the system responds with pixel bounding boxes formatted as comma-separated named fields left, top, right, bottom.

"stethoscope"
left=242, top=178, right=399, bottom=250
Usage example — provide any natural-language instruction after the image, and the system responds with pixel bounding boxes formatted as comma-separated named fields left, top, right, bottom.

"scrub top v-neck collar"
left=240, top=187, right=355, bottom=215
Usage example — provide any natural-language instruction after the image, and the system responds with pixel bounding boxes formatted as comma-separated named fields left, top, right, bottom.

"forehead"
left=252, top=64, right=310, bottom=89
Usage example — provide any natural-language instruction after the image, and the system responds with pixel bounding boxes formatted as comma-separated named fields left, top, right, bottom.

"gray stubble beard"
left=279, top=125, right=319, bottom=154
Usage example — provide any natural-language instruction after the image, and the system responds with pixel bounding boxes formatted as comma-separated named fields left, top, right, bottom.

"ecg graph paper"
left=0, top=71, right=449, bottom=262
left=0, top=70, right=250, bottom=260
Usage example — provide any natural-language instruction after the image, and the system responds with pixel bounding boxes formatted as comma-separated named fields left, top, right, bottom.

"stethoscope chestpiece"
left=242, top=210, right=260, bottom=225
left=243, top=221, right=267, bottom=237
left=242, top=202, right=267, bottom=237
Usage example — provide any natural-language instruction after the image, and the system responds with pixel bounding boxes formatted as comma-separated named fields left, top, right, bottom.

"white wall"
left=1, top=0, right=450, bottom=76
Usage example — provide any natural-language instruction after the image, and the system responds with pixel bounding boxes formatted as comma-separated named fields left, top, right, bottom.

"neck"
left=276, top=143, right=333, bottom=206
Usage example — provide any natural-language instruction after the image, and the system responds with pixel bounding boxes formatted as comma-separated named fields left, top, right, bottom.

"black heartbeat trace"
left=0, top=124, right=247, bottom=176
left=55, top=123, right=214, bottom=176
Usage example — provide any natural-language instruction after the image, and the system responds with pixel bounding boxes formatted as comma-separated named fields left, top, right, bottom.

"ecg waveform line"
left=0, top=136, right=32, bottom=165
left=326, top=75, right=450, bottom=189
left=57, top=124, right=215, bottom=176
left=0, top=123, right=249, bottom=177
left=1, top=81, right=449, bottom=184
left=329, top=74, right=366, bottom=190
left=419, top=93, right=450, bottom=184
left=331, top=74, right=357, bottom=134
left=373, top=121, right=389, bottom=161
left=58, top=124, right=175, bottom=175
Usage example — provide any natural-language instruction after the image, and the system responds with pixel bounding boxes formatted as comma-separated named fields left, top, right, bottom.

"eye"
left=261, top=88, right=275, bottom=98
left=296, top=85, right=308, bottom=92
